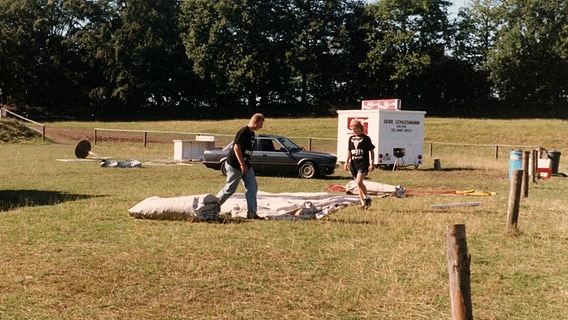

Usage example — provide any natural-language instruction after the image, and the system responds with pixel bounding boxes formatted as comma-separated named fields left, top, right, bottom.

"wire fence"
left=0, top=107, right=46, bottom=139
left=93, top=127, right=540, bottom=160
left=0, top=107, right=541, bottom=161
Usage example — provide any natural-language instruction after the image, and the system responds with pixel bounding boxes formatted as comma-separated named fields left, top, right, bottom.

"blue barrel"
left=509, top=150, right=523, bottom=179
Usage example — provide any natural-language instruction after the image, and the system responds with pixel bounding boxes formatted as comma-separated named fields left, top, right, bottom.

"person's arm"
left=368, top=148, right=375, bottom=171
left=344, top=150, right=351, bottom=171
left=233, top=143, right=248, bottom=174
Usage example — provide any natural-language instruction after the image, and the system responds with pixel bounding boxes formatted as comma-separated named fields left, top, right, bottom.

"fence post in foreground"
left=522, top=151, right=530, bottom=197
left=94, top=129, right=97, bottom=145
left=447, top=224, right=473, bottom=320
left=494, top=145, right=499, bottom=160
left=143, top=131, right=147, bottom=147
left=507, top=169, right=523, bottom=233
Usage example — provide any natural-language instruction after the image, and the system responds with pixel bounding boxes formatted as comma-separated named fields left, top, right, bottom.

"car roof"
left=257, top=134, right=285, bottom=139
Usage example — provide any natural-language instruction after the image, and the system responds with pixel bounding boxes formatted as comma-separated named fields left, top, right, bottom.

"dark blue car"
left=203, top=134, right=338, bottom=179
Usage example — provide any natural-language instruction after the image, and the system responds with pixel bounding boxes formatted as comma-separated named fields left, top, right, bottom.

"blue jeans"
left=216, top=163, right=258, bottom=214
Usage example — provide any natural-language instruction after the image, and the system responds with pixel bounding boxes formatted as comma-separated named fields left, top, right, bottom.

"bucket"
left=547, top=150, right=561, bottom=174
left=509, top=150, right=523, bottom=180
left=537, top=167, right=551, bottom=179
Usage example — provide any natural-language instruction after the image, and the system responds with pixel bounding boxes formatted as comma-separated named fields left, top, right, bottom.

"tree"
left=360, top=0, right=453, bottom=113
left=74, top=0, right=196, bottom=120
left=0, top=0, right=86, bottom=116
left=486, top=0, right=568, bottom=116
left=180, top=0, right=365, bottom=116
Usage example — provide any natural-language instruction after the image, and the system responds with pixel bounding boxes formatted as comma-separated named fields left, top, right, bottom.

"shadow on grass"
left=0, top=190, right=104, bottom=211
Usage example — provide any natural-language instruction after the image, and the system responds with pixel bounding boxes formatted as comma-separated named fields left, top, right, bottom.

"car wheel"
left=298, top=161, right=318, bottom=179
left=220, top=160, right=227, bottom=176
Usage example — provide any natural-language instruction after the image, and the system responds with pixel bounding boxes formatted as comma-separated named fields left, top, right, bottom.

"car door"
left=253, top=137, right=293, bottom=176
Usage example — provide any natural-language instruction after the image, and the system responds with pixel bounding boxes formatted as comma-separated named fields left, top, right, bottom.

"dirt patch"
left=44, top=127, right=174, bottom=145
left=44, top=127, right=93, bottom=144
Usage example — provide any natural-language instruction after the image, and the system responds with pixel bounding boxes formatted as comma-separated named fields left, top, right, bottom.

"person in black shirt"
left=344, top=119, right=375, bottom=209
left=216, top=113, right=265, bottom=219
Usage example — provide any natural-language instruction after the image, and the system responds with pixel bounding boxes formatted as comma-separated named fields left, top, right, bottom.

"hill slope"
left=0, top=119, right=42, bottom=143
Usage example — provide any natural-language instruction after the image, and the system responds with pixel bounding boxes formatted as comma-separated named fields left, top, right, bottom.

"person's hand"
left=343, top=163, right=349, bottom=171
left=368, top=164, right=374, bottom=172
left=241, top=164, right=248, bottom=174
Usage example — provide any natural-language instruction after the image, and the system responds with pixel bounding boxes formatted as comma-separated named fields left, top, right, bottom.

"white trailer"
left=337, top=109, right=426, bottom=168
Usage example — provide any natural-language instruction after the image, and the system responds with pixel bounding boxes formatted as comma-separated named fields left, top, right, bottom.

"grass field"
left=1, top=117, right=567, bottom=319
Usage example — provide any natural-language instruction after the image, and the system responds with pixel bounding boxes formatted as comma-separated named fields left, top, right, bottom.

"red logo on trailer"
left=347, top=117, right=369, bottom=134
left=361, top=99, right=401, bottom=110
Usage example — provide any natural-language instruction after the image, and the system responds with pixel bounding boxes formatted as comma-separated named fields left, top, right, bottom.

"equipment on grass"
left=74, top=140, right=107, bottom=160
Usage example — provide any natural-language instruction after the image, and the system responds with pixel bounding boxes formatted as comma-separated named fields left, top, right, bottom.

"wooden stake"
left=507, top=169, right=523, bottom=232
left=447, top=224, right=474, bottom=320
left=522, top=151, right=530, bottom=197
left=531, top=149, right=538, bottom=183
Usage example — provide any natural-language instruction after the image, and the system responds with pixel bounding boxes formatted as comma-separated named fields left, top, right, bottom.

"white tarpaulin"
left=221, top=191, right=362, bottom=220
left=345, top=180, right=406, bottom=198
left=128, top=194, right=220, bottom=221
left=128, top=192, right=363, bottom=221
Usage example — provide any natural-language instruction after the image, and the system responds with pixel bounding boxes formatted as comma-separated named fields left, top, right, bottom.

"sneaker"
left=247, top=212, right=264, bottom=220
left=362, top=197, right=372, bottom=209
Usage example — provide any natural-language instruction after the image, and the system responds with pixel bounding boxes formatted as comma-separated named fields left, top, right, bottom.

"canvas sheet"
left=128, top=194, right=220, bottom=221
left=128, top=192, right=362, bottom=221
left=221, top=191, right=362, bottom=220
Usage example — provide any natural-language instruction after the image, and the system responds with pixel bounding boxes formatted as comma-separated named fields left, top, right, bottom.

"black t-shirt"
left=227, top=126, right=255, bottom=169
left=347, top=134, right=375, bottom=170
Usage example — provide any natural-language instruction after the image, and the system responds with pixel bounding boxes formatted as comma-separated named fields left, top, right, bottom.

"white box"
left=337, top=109, right=426, bottom=168
left=173, top=139, right=215, bottom=162
left=195, top=135, right=215, bottom=142
left=537, top=158, right=552, bottom=169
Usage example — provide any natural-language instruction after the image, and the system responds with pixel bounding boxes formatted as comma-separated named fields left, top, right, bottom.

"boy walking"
left=344, top=119, right=375, bottom=209
left=216, top=113, right=265, bottom=219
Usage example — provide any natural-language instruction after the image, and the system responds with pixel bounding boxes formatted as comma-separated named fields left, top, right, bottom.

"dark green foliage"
left=0, top=0, right=566, bottom=119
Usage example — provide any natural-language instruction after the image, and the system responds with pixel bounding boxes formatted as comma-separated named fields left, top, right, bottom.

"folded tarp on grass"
left=327, top=181, right=406, bottom=198
left=128, top=194, right=220, bottom=221
left=128, top=192, right=362, bottom=221
left=221, top=191, right=361, bottom=220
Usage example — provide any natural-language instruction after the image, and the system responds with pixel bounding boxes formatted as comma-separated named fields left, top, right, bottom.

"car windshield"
left=277, top=137, right=302, bottom=151
left=222, top=142, right=234, bottom=151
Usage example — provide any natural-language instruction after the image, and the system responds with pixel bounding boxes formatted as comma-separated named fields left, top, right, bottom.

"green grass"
left=1, top=117, right=567, bottom=319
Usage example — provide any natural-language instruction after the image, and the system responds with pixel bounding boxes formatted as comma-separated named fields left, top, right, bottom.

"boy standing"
left=344, top=119, right=375, bottom=209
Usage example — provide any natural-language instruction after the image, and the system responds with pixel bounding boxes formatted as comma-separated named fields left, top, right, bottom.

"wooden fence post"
left=531, top=149, right=538, bottom=182
left=522, top=151, right=530, bottom=197
left=447, top=224, right=473, bottom=320
left=507, top=169, right=523, bottom=232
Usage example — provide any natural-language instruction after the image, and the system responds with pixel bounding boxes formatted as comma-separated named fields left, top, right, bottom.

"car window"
left=258, top=138, right=279, bottom=152
left=278, top=137, right=302, bottom=151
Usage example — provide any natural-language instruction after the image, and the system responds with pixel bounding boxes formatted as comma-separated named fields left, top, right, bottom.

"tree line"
left=0, top=0, right=566, bottom=120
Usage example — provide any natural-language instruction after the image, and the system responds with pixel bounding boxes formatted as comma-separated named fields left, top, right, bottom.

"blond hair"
left=251, top=113, right=265, bottom=122
left=350, top=119, right=363, bottom=128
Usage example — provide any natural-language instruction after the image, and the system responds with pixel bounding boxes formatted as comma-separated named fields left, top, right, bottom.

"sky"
left=448, top=0, right=468, bottom=15
left=365, top=0, right=468, bottom=16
